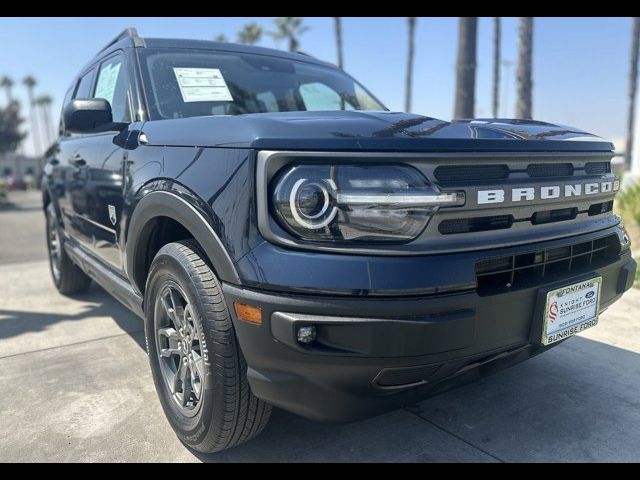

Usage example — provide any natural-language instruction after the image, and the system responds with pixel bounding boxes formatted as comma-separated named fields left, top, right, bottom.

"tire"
left=45, top=202, right=91, bottom=295
left=144, top=240, right=271, bottom=453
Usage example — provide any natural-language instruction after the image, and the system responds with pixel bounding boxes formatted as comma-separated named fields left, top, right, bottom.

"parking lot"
left=1, top=190, right=639, bottom=462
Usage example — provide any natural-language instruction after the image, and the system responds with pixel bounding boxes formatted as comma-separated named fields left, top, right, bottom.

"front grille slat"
left=531, top=207, right=578, bottom=225
left=475, top=234, right=620, bottom=295
left=434, top=164, right=509, bottom=186
left=439, top=215, right=513, bottom=235
left=526, top=163, right=574, bottom=177
left=433, top=160, right=612, bottom=186
left=585, top=162, right=611, bottom=174
left=440, top=201, right=614, bottom=235
left=588, top=200, right=613, bottom=216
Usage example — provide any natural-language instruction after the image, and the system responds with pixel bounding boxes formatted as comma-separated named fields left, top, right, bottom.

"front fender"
left=124, top=188, right=241, bottom=295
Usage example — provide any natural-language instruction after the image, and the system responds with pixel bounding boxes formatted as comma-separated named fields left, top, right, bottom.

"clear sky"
left=0, top=16, right=634, bottom=156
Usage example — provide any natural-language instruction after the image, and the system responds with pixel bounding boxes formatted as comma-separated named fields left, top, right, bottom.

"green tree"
left=334, top=17, right=344, bottom=69
left=268, top=17, right=309, bottom=52
left=237, top=23, right=262, bottom=45
left=1, top=76, right=14, bottom=105
left=625, top=17, right=640, bottom=171
left=214, top=33, right=229, bottom=43
left=0, top=101, right=27, bottom=155
left=405, top=17, right=417, bottom=112
left=515, top=17, right=534, bottom=119
left=22, top=75, right=42, bottom=157
left=454, top=17, right=478, bottom=119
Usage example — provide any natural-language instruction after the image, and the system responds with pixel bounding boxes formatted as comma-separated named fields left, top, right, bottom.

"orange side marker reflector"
left=234, top=302, right=262, bottom=325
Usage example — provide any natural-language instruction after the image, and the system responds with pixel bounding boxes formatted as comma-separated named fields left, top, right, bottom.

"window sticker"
left=173, top=68, right=233, bottom=102
left=95, top=61, right=122, bottom=105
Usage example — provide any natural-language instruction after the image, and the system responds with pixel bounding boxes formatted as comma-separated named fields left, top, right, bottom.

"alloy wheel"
left=154, top=281, right=205, bottom=417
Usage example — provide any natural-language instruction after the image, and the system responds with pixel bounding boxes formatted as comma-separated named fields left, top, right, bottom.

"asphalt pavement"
left=1, top=190, right=639, bottom=462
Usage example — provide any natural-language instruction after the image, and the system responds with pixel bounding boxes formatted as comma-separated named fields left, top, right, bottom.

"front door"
left=62, top=52, right=132, bottom=272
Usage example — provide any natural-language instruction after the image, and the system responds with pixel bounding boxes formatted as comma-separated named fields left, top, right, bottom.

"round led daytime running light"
left=289, top=178, right=337, bottom=229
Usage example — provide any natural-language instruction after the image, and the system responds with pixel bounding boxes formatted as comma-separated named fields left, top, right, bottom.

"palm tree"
left=214, top=33, right=229, bottom=43
left=268, top=17, right=309, bottom=52
left=35, top=95, right=54, bottom=148
left=1, top=76, right=14, bottom=105
left=405, top=17, right=417, bottom=112
left=515, top=17, right=534, bottom=119
left=334, top=17, right=344, bottom=69
left=625, top=17, right=640, bottom=171
left=454, top=17, right=478, bottom=119
left=492, top=18, right=501, bottom=118
left=23, top=75, right=42, bottom=158
left=237, top=23, right=263, bottom=45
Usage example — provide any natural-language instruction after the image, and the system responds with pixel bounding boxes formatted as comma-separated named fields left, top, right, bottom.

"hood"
left=141, top=111, right=614, bottom=153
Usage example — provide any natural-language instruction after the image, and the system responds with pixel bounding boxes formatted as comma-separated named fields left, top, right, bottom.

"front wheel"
left=144, top=240, right=271, bottom=453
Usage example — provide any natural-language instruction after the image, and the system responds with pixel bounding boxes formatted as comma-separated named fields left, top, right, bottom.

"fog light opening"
left=297, top=325, right=317, bottom=344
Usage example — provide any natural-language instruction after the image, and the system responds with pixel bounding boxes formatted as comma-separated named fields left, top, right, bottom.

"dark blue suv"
left=43, top=28, right=637, bottom=453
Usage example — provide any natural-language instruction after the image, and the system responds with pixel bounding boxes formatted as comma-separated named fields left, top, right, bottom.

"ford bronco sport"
left=42, top=28, right=637, bottom=453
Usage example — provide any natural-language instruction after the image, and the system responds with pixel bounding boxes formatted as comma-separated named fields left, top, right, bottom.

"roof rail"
left=296, top=50, right=338, bottom=68
left=98, top=27, right=144, bottom=53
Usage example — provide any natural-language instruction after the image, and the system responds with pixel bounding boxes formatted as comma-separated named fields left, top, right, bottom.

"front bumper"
left=223, top=229, right=636, bottom=423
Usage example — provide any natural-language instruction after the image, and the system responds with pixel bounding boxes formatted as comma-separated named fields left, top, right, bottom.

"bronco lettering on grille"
left=477, top=180, right=619, bottom=204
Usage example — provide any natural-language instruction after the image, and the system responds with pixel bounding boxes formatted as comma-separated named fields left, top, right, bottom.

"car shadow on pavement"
left=187, top=336, right=640, bottom=462
left=0, top=283, right=145, bottom=350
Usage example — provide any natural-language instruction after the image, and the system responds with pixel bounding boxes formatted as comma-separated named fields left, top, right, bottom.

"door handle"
left=70, top=155, right=87, bottom=167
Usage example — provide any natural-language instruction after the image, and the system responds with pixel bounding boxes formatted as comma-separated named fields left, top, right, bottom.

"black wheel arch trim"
left=40, top=181, right=64, bottom=226
left=125, top=189, right=241, bottom=295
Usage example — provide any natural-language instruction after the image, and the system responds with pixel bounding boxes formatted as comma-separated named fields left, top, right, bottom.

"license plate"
left=541, top=277, right=602, bottom=345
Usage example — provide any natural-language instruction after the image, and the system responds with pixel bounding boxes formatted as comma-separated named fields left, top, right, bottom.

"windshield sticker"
left=173, top=68, right=233, bottom=103
left=95, top=61, right=121, bottom=105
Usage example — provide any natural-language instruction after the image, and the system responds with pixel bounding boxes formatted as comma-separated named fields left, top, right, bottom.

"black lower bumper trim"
left=223, top=253, right=635, bottom=422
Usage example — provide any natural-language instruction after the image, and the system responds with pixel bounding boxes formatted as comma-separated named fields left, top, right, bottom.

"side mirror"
left=63, top=98, right=126, bottom=133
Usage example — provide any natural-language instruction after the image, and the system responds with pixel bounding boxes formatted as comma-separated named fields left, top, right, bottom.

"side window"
left=74, top=69, right=95, bottom=99
left=94, top=54, right=130, bottom=123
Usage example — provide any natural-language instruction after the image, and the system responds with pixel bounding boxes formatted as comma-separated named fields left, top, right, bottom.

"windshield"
left=138, top=48, right=386, bottom=120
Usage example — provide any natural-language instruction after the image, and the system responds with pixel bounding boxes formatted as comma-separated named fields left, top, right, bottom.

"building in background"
left=0, top=153, right=40, bottom=177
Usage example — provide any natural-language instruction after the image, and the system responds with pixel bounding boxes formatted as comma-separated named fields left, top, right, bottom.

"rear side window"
left=94, top=54, right=130, bottom=123
left=74, top=69, right=95, bottom=99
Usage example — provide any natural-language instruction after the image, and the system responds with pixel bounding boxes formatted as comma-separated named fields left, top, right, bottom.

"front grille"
left=475, top=234, right=620, bottom=295
left=526, top=163, right=573, bottom=177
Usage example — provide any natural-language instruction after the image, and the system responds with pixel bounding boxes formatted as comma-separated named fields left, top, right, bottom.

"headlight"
left=271, top=164, right=464, bottom=243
